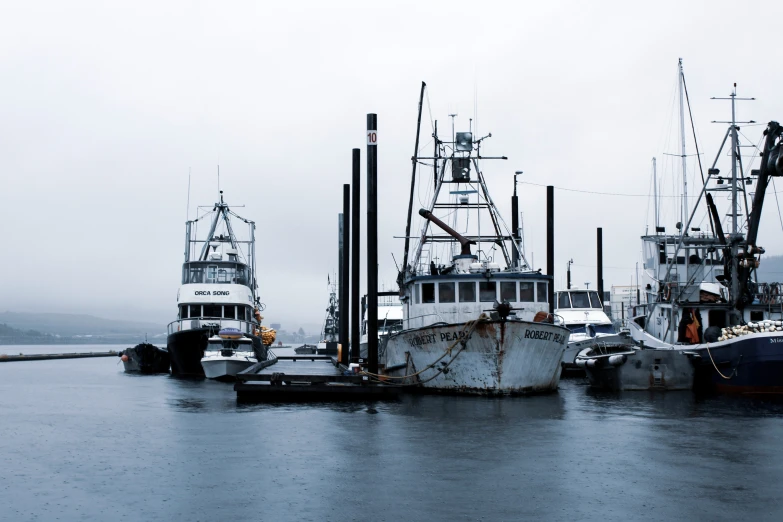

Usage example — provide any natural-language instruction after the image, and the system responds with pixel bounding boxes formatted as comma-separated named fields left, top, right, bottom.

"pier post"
left=597, top=228, right=604, bottom=306
left=547, top=185, right=555, bottom=315
left=339, top=184, right=350, bottom=365
left=351, top=149, right=361, bottom=364
left=367, top=114, right=379, bottom=374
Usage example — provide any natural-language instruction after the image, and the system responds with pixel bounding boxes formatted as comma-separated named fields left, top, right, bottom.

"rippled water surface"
left=2, top=344, right=782, bottom=521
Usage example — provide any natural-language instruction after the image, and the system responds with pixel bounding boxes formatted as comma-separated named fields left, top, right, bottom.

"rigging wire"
left=772, top=178, right=783, bottom=235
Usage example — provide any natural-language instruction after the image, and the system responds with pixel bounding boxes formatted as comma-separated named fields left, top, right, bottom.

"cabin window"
left=571, top=292, right=590, bottom=308
left=245, top=307, right=252, bottom=322
left=180, top=305, right=189, bottom=319
left=217, top=269, right=229, bottom=283
left=479, top=281, right=497, bottom=302
left=558, top=292, right=571, bottom=308
left=190, top=305, right=202, bottom=317
left=537, top=282, right=548, bottom=303
left=223, top=305, right=236, bottom=319
left=414, top=284, right=420, bottom=304
left=422, top=283, right=436, bottom=303
left=439, top=282, right=456, bottom=303
left=500, top=282, right=516, bottom=302
left=206, top=265, right=217, bottom=283
left=589, top=291, right=602, bottom=309
left=750, top=311, right=764, bottom=322
left=459, top=282, right=476, bottom=302
left=203, top=304, right=221, bottom=318
left=186, top=266, right=204, bottom=284
left=519, top=282, right=534, bottom=302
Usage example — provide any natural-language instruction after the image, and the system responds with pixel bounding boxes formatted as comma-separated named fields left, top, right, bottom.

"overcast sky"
left=2, top=1, right=783, bottom=330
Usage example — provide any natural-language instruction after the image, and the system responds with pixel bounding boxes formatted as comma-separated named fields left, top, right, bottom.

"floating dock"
left=234, top=354, right=402, bottom=402
left=0, top=351, right=119, bottom=362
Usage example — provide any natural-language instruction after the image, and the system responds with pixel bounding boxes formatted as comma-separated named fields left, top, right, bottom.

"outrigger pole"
left=402, top=81, right=426, bottom=284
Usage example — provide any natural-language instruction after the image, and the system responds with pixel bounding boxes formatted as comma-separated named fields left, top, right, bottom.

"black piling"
left=339, top=184, right=350, bottom=365
left=351, top=149, right=361, bottom=364
left=367, top=114, right=379, bottom=375
left=597, top=227, right=604, bottom=304
left=511, top=177, right=520, bottom=268
left=547, top=185, right=555, bottom=315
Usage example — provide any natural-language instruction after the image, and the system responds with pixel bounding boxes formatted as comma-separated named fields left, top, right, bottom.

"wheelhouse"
left=403, top=272, right=551, bottom=329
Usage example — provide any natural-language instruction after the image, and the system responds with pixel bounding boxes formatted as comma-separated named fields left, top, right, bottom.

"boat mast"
left=653, top=157, right=659, bottom=230
left=678, top=58, right=688, bottom=229
left=402, top=82, right=427, bottom=279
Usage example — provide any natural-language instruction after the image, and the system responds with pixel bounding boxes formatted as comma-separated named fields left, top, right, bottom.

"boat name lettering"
left=770, top=338, right=783, bottom=344
left=440, top=331, right=471, bottom=343
left=406, top=333, right=437, bottom=347
left=523, top=329, right=567, bottom=344
left=194, top=290, right=230, bottom=296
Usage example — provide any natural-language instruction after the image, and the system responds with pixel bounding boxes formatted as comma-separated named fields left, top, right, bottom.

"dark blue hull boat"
left=691, top=332, right=783, bottom=395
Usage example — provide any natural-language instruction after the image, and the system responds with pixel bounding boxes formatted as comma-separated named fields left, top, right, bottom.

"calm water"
left=1, top=344, right=782, bottom=521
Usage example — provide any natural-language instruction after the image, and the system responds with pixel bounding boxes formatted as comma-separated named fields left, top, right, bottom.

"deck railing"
left=167, top=317, right=258, bottom=336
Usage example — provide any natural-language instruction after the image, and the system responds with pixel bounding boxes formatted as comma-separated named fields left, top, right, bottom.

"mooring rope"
left=361, top=312, right=490, bottom=385
left=704, top=342, right=735, bottom=380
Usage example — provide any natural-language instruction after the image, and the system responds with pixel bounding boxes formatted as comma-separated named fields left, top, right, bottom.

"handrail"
left=167, top=317, right=259, bottom=335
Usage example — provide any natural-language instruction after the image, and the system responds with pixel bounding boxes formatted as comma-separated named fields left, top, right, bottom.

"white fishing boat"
left=380, top=84, right=570, bottom=395
left=359, top=292, right=404, bottom=360
left=201, top=331, right=257, bottom=381
left=166, top=191, right=269, bottom=376
left=316, top=277, right=340, bottom=355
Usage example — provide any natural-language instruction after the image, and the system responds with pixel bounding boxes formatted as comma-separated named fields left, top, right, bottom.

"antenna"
left=449, top=113, right=457, bottom=148
left=217, top=164, right=220, bottom=195
left=710, top=83, right=756, bottom=236
left=186, top=168, right=191, bottom=222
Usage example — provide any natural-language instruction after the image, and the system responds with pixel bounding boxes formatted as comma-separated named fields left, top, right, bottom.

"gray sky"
left=2, top=0, right=783, bottom=330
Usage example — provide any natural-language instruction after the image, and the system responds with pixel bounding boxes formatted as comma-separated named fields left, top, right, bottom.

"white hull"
left=561, top=333, right=629, bottom=369
left=383, top=320, right=569, bottom=395
left=201, top=355, right=256, bottom=381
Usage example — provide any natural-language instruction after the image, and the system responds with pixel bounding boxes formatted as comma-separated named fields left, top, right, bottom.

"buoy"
left=121, top=354, right=129, bottom=362
left=608, top=354, right=627, bottom=366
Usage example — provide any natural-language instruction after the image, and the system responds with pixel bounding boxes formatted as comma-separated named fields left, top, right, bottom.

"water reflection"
left=2, top=348, right=783, bottom=521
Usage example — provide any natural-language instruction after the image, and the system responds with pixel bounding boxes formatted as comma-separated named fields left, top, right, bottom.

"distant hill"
left=0, top=312, right=165, bottom=338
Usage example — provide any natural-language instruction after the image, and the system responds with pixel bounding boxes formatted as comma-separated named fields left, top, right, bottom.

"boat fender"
left=121, top=354, right=129, bottom=362
left=575, top=359, right=587, bottom=368
left=608, top=354, right=627, bottom=366
left=585, top=359, right=597, bottom=368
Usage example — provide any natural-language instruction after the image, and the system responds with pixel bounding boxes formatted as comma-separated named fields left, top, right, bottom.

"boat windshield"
left=588, top=291, right=603, bottom=309
left=570, top=292, right=590, bottom=308
left=557, top=292, right=571, bottom=309
left=182, top=262, right=250, bottom=288
left=568, top=324, right=615, bottom=335
left=206, top=339, right=253, bottom=350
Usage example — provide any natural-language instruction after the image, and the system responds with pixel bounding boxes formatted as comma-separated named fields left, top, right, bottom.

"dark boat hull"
left=691, top=332, right=783, bottom=395
left=167, top=327, right=266, bottom=376
left=120, top=343, right=170, bottom=373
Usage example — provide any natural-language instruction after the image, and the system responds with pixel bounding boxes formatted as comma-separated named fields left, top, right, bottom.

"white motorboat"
left=555, top=288, right=620, bottom=370
left=200, top=333, right=257, bottom=381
